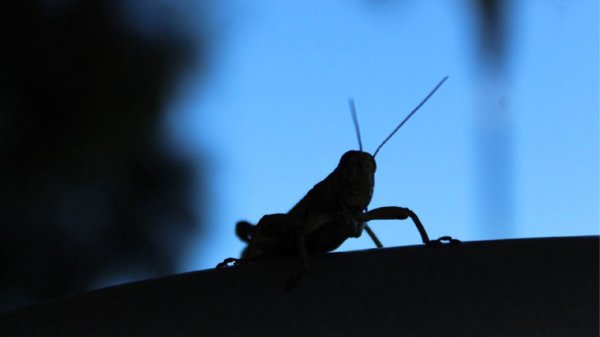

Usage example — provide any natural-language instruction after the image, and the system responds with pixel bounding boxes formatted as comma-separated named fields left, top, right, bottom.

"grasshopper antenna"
left=348, top=98, right=363, bottom=152
left=373, top=76, right=449, bottom=158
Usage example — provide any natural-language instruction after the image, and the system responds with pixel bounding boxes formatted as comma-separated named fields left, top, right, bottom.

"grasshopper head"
left=335, top=150, right=376, bottom=211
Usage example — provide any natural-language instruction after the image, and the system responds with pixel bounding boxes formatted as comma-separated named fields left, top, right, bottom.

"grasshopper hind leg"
left=244, top=214, right=301, bottom=260
left=215, top=221, right=259, bottom=268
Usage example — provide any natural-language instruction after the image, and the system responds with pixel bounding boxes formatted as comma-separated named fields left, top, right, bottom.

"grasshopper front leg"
left=361, top=206, right=460, bottom=245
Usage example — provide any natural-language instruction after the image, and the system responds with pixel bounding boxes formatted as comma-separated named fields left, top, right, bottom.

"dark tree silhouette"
left=0, top=0, right=209, bottom=311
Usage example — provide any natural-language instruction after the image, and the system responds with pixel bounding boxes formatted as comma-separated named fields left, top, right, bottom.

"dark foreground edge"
left=1, top=236, right=598, bottom=337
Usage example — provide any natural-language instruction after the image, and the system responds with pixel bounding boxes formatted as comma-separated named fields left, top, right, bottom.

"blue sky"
left=165, top=0, right=598, bottom=271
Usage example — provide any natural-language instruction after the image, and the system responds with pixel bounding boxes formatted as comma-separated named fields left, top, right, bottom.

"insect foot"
left=426, top=236, right=462, bottom=247
left=215, top=257, right=246, bottom=269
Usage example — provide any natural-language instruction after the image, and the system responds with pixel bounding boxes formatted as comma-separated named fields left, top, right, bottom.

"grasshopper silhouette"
left=219, top=76, right=459, bottom=271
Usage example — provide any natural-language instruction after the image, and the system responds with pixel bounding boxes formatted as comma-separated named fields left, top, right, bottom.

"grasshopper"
left=218, top=76, right=459, bottom=271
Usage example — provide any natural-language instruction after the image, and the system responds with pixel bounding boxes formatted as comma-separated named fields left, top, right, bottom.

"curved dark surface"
left=0, top=236, right=598, bottom=336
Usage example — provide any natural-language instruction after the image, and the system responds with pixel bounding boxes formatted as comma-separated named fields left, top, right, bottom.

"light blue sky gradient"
left=166, top=0, right=598, bottom=271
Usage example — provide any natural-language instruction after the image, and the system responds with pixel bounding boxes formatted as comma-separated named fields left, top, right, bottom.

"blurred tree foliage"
left=0, top=0, right=208, bottom=311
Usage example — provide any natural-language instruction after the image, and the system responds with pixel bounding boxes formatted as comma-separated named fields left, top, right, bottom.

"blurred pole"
left=473, top=77, right=514, bottom=238
left=471, top=0, right=514, bottom=238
